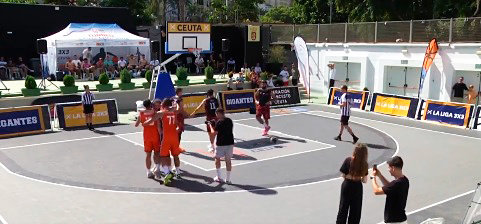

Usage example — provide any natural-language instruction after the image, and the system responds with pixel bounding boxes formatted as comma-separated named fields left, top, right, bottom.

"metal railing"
left=268, top=17, right=481, bottom=44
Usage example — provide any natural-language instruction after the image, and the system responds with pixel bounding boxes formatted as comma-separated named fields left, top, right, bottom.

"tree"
left=100, top=0, right=152, bottom=25
left=208, top=0, right=263, bottom=23
left=260, top=4, right=307, bottom=24
left=0, top=0, right=37, bottom=3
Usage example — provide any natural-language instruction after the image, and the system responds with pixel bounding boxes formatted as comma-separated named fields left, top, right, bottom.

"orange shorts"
left=160, top=135, right=180, bottom=157
left=144, top=135, right=161, bottom=153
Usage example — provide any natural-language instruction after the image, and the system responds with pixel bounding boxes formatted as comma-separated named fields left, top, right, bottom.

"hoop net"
left=188, top=48, right=202, bottom=58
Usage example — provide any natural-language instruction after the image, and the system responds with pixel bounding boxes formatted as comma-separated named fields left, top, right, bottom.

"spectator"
left=279, top=65, right=289, bottom=86
left=128, top=54, right=138, bottom=70
left=217, top=53, right=225, bottom=74
left=104, top=55, right=115, bottom=79
left=7, top=59, right=20, bottom=80
left=227, top=57, right=236, bottom=73
left=195, top=56, right=205, bottom=75
left=250, top=69, right=259, bottom=89
left=72, top=55, right=82, bottom=69
left=467, top=85, right=479, bottom=104
left=336, top=143, right=369, bottom=224
left=208, top=108, right=235, bottom=184
left=118, top=57, right=128, bottom=70
left=17, top=57, right=33, bottom=79
left=82, top=47, right=93, bottom=64
left=0, top=56, right=8, bottom=80
left=291, top=63, right=299, bottom=86
left=266, top=74, right=275, bottom=88
left=65, top=57, right=80, bottom=78
left=81, top=58, right=94, bottom=80
left=138, top=54, right=149, bottom=70
left=209, top=53, right=217, bottom=68
left=92, top=48, right=116, bottom=65
left=227, top=72, right=235, bottom=90
left=452, top=77, right=468, bottom=103
left=371, top=156, right=409, bottom=224
left=254, top=63, right=262, bottom=74
left=243, top=63, right=251, bottom=75
left=236, top=72, right=245, bottom=90
left=95, top=58, right=105, bottom=79
left=149, top=58, right=160, bottom=70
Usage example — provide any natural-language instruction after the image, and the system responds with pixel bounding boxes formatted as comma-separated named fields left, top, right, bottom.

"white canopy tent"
left=40, top=23, right=150, bottom=75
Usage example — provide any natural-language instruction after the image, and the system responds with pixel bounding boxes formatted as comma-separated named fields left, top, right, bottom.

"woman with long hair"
left=336, top=143, right=369, bottom=224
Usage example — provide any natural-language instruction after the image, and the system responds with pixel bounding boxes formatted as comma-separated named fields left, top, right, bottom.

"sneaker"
left=172, top=169, right=181, bottom=179
left=353, top=136, right=359, bottom=144
left=225, top=180, right=232, bottom=185
left=147, top=171, right=154, bottom=179
left=207, top=144, right=215, bottom=153
left=163, top=172, right=174, bottom=186
left=265, top=126, right=271, bottom=133
left=262, top=128, right=268, bottom=136
left=334, top=136, right=342, bottom=141
left=213, top=176, right=223, bottom=183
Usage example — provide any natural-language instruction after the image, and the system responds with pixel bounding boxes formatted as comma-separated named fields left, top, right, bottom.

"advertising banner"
left=474, top=106, right=481, bottom=130
left=247, top=25, right=260, bottom=42
left=370, top=93, right=419, bottom=118
left=0, top=105, right=51, bottom=138
left=56, top=99, right=118, bottom=129
left=182, top=92, right=208, bottom=115
left=422, top=100, right=473, bottom=127
left=270, top=86, right=301, bottom=107
left=219, top=89, right=256, bottom=113
left=327, top=87, right=368, bottom=110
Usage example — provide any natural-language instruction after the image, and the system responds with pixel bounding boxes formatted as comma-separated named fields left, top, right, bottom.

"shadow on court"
left=184, top=151, right=257, bottom=161
left=184, top=124, right=205, bottom=132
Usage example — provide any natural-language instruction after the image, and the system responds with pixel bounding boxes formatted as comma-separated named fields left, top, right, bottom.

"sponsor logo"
left=226, top=97, right=254, bottom=105
left=0, top=116, right=38, bottom=127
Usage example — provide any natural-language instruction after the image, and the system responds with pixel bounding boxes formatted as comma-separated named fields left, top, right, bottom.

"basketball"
left=270, top=136, right=278, bottom=143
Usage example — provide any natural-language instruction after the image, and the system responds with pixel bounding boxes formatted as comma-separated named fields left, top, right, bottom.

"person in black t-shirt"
left=255, top=81, right=272, bottom=136
left=452, top=77, right=468, bottom=103
left=371, top=156, right=409, bottom=224
left=208, top=108, right=234, bottom=184
left=191, top=89, right=220, bottom=152
left=336, top=143, right=369, bottom=224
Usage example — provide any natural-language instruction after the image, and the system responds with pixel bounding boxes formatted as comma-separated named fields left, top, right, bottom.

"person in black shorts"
left=255, top=80, right=272, bottom=136
left=81, top=85, right=95, bottom=130
left=371, top=156, right=409, bottom=224
left=191, top=89, right=220, bottom=152
left=335, top=85, right=359, bottom=144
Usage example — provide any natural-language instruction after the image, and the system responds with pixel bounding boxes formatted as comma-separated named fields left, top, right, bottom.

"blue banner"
left=328, top=88, right=368, bottom=110
left=219, top=90, right=256, bottom=113
left=423, top=100, right=472, bottom=127
left=0, top=106, right=46, bottom=137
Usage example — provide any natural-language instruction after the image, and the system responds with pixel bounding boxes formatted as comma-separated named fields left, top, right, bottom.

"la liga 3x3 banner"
left=422, top=100, right=473, bottom=127
left=327, top=87, right=369, bottom=110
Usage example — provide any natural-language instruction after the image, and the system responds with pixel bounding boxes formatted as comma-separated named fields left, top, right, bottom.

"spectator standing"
left=279, top=65, right=290, bottom=86
left=208, top=108, right=235, bottom=184
left=334, top=85, right=359, bottom=144
left=371, top=156, right=409, bottom=224
left=227, top=58, right=236, bottom=73
left=82, top=47, right=92, bottom=64
left=0, top=57, right=7, bottom=80
left=195, top=56, right=205, bottom=75
left=82, top=85, right=95, bottom=131
left=254, top=63, right=262, bottom=74
left=467, top=85, right=479, bottom=104
left=291, top=63, right=299, bottom=86
left=266, top=74, right=275, bottom=88
left=452, top=77, right=468, bottom=103
left=336, top=143, right=369, bottom=224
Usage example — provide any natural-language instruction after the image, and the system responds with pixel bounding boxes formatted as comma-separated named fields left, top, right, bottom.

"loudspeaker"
left=37, top=39, right=47, bottom=54
left=222, top=39, right=230, bottom=52
left=151, top=41, right=160, bottom=52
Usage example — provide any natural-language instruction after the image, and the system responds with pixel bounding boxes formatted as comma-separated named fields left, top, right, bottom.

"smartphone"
left=373, top=164, right=377, bottom=170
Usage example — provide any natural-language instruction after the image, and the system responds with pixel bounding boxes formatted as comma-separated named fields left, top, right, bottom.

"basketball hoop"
left=188, top=48, right=202, bottom=58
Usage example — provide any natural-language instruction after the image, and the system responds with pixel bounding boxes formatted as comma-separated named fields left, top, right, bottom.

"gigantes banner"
left=0, top=105, right=51, bottom=138
left=218, top=89, right=256, bottom=113
left=55, top=99, right=118, bottom=129
left=422, top=100, right=473, bottom=127
left=370, top=93, right=419, bottom=118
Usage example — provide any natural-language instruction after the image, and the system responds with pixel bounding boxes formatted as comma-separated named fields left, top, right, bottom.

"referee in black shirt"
left=82, top=85, right=95, bottom=130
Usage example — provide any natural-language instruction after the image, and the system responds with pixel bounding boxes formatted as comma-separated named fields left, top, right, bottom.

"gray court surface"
left=0, top=104, right=480, bottom=223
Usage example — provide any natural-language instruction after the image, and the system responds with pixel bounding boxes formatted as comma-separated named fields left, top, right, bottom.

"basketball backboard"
left=166, top=22, right=212, bottom=54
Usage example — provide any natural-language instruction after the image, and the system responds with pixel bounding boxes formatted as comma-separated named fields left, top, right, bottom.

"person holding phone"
left=336, top=143, right=369, bottom=224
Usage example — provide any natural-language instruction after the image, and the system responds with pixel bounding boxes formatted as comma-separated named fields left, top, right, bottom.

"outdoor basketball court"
left=0, top=105, right=480, bottom=223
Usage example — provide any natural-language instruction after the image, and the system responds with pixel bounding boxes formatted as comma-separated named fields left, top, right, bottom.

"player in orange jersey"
left=145, top=98, right=182, bottom=185
left=135, top=99, right=161, bottom=179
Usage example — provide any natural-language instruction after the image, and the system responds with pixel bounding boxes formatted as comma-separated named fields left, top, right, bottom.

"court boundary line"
left=0, top=111, right=399, bottom=195
left=406, top=189, right=475, bottom=216
left=0, top=214, right=7, bottom=224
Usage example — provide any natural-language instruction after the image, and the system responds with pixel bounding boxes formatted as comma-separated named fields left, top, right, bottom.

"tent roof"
left=41, top=23, right=149, bottom=47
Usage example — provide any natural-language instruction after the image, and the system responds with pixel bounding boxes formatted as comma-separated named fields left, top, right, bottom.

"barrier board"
left=270, top=86, right=301, bottom=107
left=327, top=87, right=369, bottom=110
left=0, top=105, right=51, bottom=138
left=182, top=92, right=208, bottom=115
left=473, top=106, right=481, bottom=130
left=422, top=100, right=473, bottom=127
left=370, top=93, right=419, bottom=118
left=55, top=99, right=118, bottom=129
left=219, top=89, right=256, bottom=113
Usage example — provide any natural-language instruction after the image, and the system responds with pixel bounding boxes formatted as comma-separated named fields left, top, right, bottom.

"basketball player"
left=255, top=81, right=272, bottom=136
left=173, top=88, right=189, bottom=153
left=135, top=99, right=161, bottom=178
left=191, top=89, right=220, bottom=152
left=145, top=98, right=182, bottom=184
left=335, top=85, right=359, bottom=144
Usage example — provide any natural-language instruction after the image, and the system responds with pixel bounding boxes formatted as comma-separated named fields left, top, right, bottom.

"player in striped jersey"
left=335, top=85, right=359, bottom=144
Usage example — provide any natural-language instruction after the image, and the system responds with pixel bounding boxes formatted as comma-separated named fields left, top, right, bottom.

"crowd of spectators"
left=0, top=56, right=35, bottom=80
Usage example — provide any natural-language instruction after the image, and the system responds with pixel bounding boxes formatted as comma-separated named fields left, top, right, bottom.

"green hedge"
left=176, top=67, right=188, bottom=81
left=120, top=69, right=131, bottom=83
left=63, top=75, right=75, bottom=87
left=25, top=75, right=37, bottom=89
left=98, top=72, right=109, bottom=85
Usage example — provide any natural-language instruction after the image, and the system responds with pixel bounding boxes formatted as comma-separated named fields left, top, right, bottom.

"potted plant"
left=96, top=72, right=113, bottom=91
left=21, top=75, right=41, bottom=97
left=119, top=69, right=136, bottom=90
left=204, top=66, right=216, bottom=84
left=60, top=75, right=79, bottom=94
left=266, top=45, right=287, bottom=75
left=175, top=67, right=190, bottom=86
left=143, top=70, right=153, bottom=89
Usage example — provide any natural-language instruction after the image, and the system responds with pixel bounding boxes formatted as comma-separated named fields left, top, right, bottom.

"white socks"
left=226, top=171, right=231, bottom=181
left=263, top=123, right=268, bottom=128
left=162, top=166, right=170, bottom=174
left=216, top=169, right=222, bottom=179
left=155, top=163, right=160, bottom=171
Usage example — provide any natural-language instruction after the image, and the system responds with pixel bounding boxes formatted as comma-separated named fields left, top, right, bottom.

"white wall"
left=306, top=43, right=481, bottom=102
